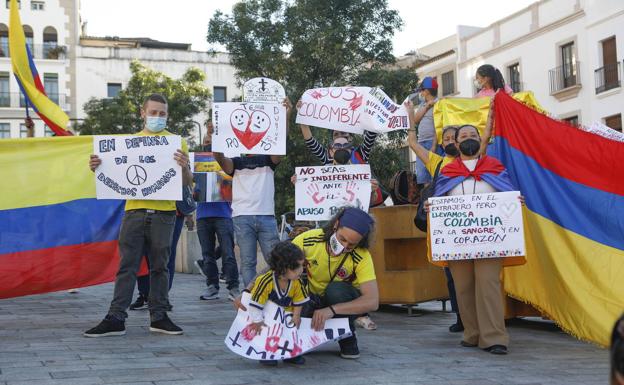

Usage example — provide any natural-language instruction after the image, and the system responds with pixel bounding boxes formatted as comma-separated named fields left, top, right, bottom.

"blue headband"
left=339, top=207, right=374, bottom=237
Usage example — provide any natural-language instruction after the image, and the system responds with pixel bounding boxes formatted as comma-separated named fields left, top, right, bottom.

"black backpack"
left=413, top=160, right=443, bottom=232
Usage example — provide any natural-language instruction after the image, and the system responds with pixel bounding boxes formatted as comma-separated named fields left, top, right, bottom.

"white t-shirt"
left=447, top=159, right=497, bottom=196
left=230, top=155, right=276, bottom=217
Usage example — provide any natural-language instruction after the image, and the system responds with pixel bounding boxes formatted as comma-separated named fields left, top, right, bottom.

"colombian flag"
left=0, top=137, right=124, bottom=299
left=9, top=0, right=71, bottom=136
left=489, top=91, right=624, bottom=347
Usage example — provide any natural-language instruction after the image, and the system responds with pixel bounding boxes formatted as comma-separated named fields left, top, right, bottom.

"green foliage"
left=77, top=61, right=211, bottom=146
left=208, top=0, right=414, bottom=215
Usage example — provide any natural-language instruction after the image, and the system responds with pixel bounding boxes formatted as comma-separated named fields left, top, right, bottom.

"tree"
left=207, top=0, right=408, bottom=215
left=78, top=61, right=211, bottom=146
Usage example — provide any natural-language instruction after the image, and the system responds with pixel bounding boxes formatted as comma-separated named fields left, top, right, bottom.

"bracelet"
left=329, top=305, right=337, bottom=316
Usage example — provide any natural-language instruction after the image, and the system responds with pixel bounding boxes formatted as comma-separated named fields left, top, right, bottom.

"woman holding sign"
left=428, top=125, right=525, bottom=355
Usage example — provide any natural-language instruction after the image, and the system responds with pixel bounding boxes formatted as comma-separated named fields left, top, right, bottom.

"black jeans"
left=444, top=267, right=459, bottom=314
left=196, top=217, right=239, bottom=290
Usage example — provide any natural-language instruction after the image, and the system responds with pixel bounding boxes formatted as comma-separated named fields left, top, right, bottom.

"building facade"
left=0, top=0, right=241, bottom=139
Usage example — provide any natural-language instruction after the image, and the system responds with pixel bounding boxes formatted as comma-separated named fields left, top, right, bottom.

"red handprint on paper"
left=309, top=334, right=322, bottom=348
left=349, top=94, right=363, bottom=111
left=307, top=184, right=325, bottom=204
left=265, top=324, right=283, bottom=353
left=241, top=322, right=263, bottom=341
left=290, top=331, right=304, bottom=357
left=342, top=181, right=359, bottom=203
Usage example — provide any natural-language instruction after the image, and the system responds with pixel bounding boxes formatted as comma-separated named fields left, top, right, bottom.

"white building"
left=410, top=0, right=624, bottom=147
left=0, top=0, right=241, bottom=139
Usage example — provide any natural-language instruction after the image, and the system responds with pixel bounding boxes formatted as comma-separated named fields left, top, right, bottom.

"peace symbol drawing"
left=126, top=165, right=148, bottom=186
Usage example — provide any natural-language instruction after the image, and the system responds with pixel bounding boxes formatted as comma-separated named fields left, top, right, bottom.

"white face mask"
left=329, top=232, right=345, bottom=256
left=473, top=79, right=482, bottom=90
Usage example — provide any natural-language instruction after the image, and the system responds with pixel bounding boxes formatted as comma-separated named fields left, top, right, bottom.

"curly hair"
left=321, top=207, right=376, bottom=249
left=268, top=241, right=305, bottom=277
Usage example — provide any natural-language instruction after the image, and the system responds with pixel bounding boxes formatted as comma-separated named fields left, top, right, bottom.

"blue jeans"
left=415, top=140, right=433, bottom=184
left=137, top=214, right=184, bottom=297
left=233, top=215, right=280, bottom=287
left=196, top=217, right=239, bottom=290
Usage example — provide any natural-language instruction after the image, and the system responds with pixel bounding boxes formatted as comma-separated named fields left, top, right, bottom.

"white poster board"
left=296, top=87, right=371, bottom=134
left=93, top=135, right=182, bottom=200
left=428, top=191, right=525, bottom=261
left=295, top=165, right=371, bottom=220
left=243, top=77, right=286, bottom=103
left=362, top=87, right=410, bottom=133
left=225, top=292, right=351, bottom=361
left=212, top=102, right=286, bottom=155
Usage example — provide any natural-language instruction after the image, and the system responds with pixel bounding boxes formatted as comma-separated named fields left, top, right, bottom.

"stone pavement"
left=0, top=274, right=608, bottom=385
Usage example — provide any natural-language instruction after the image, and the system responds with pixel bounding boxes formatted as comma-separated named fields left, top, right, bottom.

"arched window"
left=0, top=24, right=8, bottom=58
left=42, top=26, right=57, bottom=59
left=22, top=24, right=33, bottom=50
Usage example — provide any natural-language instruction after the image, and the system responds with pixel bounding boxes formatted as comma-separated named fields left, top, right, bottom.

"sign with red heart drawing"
left=212, top=102, right=287, bottom=155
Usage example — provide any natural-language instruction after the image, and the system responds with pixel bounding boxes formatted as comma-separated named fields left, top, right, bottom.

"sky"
left=80, top=0, right=536, bottom=56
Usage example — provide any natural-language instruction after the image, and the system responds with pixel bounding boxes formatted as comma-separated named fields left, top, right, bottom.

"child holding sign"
left=247, top=241, right=310, bottom=366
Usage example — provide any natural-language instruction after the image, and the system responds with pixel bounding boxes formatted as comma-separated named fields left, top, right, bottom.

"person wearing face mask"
left=411, top=77, right=440, bottom=185
left=428, top=125, right=525, bottom=355
left=85, top=93, right=193, bottom=337
left=474, top=64, right=513, bottom=98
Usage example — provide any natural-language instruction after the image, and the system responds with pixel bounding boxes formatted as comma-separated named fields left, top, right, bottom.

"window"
left=42, top=26, right=58, bottom=59
left=441, top=71, right=455, bottom=96
left=508, top=63, right=521, bottom=92
left=0, top=123, right=9, bottom=138
left=213, top=86, right=227, bottom=102
left=0, top=72, right=9, bottom=107
left=604, top=114, right=622, bottom=132
left=561, top=42, right=577, bottom=88
left=44, top=73, right=59, bottom=104
left=107, top=83, right=121, bottom=98
left=20, top=123, right=28, bottom=138
left=562, top=115, right=578, bottom=126
left=6, top=0, right=20, bottom=9
left=31, top=1, right=44, bottom=10
left=44, top=124, right=54, bottom=136
left=0, top=24, right=7, bottom=58
left=596, top=37, right=619, bottom=93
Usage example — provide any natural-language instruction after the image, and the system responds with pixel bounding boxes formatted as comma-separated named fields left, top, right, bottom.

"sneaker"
left=485, top=345, right=508, bottom=355
left=149, top=314, right=183, bottom=335
left=129, top=294, right=148, bottom=310
left=219, top=273, right=226, bottom=283
left=259, top=360, right=278, bottom=366
left=228, top=288, right=240, bottom=301
left=200, top=285, right=219, bottom=300
left=284, top=355, right=305, bottom=365
left=83, top=315, right=126, bottom=338
left=338, top=336, right=360, bottom=359
left=449, top=321, right=464, bottom=333
left=194, top=260, right=206, bottom=278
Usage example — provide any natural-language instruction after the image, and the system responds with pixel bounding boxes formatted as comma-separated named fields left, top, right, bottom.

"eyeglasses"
left=331, top=142, right=353, bottom=150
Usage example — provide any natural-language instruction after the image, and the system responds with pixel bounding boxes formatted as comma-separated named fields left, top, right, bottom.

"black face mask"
left=333, top=149, right=352, bottom=165
left=458, top=139, right=480, bottom=156
left=443, top=143, right=459, bottom=157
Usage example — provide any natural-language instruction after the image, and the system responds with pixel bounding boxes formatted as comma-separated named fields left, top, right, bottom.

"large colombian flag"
left=0, top=136, right=124, bottom=299
left=9, top=0, right=71, bottom=136
left=489, top=91, right=624, bottom=347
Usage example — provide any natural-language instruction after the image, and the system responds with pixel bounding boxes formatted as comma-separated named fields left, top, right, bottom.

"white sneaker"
left=200, top=285, right=219, bottom=300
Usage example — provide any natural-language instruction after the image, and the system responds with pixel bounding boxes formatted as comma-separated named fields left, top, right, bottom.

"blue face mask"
left=145, top=116, right=167, bottom=133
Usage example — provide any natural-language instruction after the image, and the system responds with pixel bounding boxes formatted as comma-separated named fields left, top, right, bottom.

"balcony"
left=594, top=62, right=621, bottom=94
left=549, top=61, right=582, bottom=101
left=0, top=92, right=68, bottom=110
left=0, top=44, right=68, bottom=60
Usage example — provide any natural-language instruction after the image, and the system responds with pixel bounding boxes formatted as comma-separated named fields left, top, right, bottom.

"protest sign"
left=243, top=77, right=286, bottom=103
left=212, top=102, right=286, bottom=155
left=93, top=135, right=182, bottom=200
left=296, top=86, right=370, bottom=134
left=225, top=292, right=351, bottom=361
left=295, top=164, right=371, bottom=220
left=190, top=152, right=232, bottom=202
left=428, top=191, right=525, bottom=261
left=362, top=87, right=410, bottom=133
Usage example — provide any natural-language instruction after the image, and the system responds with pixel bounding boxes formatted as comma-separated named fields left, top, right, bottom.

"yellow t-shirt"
left=250, top=270, right=309, bottom=312
left=292, top=228, right=376, bottom=296
left=426, top=152, right=454, bottom=177
left=124, top=130, right=188, bottom=212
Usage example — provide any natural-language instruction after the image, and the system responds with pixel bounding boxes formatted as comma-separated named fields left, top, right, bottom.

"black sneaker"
left=284, top=355, right=305, bottom=365
left=485, top=345, right=508, bottom=355
left=83, top=315, right=126, bottom=337
left=149, top=314, right=183, bottom=335
left=449, top=321, right=464, bottom=333
left=259, top=360, right=278, bottom=366
left=338, top=336, right=360, bottom=359
left=129, top=294, right=148, bottom=310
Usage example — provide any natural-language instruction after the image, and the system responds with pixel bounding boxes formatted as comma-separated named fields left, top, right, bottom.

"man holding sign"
left=85, top=94, right=192, bottom=337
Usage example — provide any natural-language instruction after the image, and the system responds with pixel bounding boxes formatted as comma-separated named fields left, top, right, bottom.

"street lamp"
left=187, top=120, right=202, bottom=147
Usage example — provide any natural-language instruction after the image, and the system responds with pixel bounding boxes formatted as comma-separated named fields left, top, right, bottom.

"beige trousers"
left=448, top=258, right=509, bottom=348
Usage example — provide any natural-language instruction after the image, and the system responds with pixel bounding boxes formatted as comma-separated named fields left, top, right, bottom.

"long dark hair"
left=477, top=64, right=506, bottom=91
left=321, top=207, right=375, bottom=249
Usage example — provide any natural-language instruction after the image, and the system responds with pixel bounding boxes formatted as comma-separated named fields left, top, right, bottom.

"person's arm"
left=296, top=100, right=313, bottom=141
left=174, top=150, right=193, bottom=186
left=480, top=97, right=495, bottom=155
left=358, top=130, right=379, bottom=162
left=304, top=135, right=329, bottom=164
left=412, top=99, right=435, bottom=127
left=429, top=137, right=438, bottom=153
left=213, top=152, right=234, bottom=175
left=292, top=306, right=302, bottom=329
left=311, top=280, right=379, bottom=331
left=405, top=101, right=432, bottom=165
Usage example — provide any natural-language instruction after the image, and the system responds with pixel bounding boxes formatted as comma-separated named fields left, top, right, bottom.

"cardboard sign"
left=295, top=165, right=371, bottom=220
left=212, top=102, right=286, bottom=155
left=362, top=87, right=410, bottom=133
left=225, top=292, right=351, bottom=361
left=428, top=191, right=525, bottom=261
left=93, top=135, right=182, bottom=200
left=296, top=87, right=371, bottom=134
left=190, top=152, right=232, bottom=202
left=243, top=77, right=286, bottom=103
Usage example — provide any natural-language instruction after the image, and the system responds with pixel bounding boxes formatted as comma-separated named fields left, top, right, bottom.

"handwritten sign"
left=296, top=86, right=371, bottom=134
left=428, top=191, right=525, bottom=261
left=295, top=165, right=371, bottom=220
left=243, top=77, right=286, bottom=103
left=225, top=292, right=351, bottom=361
left=190, top=152, right=232, bottom=202
left=212, top=102, right=286, bottom=155
left=93, top=135, right=182, bottom=200
left=362, top=87, right=410, bottom=133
